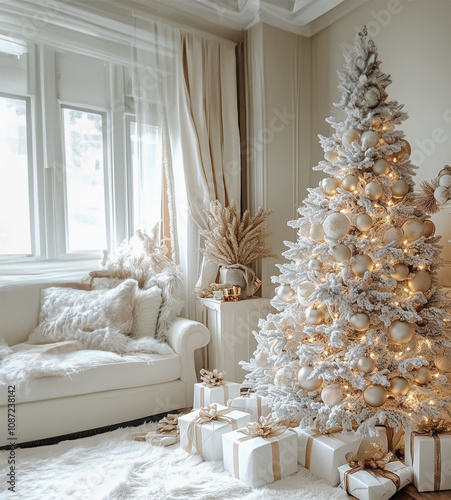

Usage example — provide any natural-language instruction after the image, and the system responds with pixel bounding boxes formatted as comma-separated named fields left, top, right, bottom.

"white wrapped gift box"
left=227, top=394, right=271, bottom=421
left=294, top=427, right=363, bottom=485
left=193, top=381, right=241, bottom=408
left=179, top=404, right=250, bottom=461
left=222, top=428, right=298, bottom=487
left=338, top=460, right=412, bottom=500
left=405, top=430, right=451, bottom=492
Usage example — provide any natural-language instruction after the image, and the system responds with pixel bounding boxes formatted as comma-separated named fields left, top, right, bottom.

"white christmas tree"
left=242, top=28, right=451, bottom=436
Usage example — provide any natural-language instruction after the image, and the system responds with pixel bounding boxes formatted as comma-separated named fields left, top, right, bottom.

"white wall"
left=310, top=0, right=451, bottom=284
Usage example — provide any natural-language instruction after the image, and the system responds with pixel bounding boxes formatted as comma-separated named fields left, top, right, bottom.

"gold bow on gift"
left=157, top=414, right=179, bottom=435
left=414, top=418, right=451, bottom=436
left=241, top=416, right=287, bottom=439
left=200, top=368, right=227, bottom=387
left=278, top=418, right=301, bottom=429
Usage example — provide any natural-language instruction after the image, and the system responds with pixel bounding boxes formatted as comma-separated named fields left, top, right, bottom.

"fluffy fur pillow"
left=131, top=286, right=162, bottom=338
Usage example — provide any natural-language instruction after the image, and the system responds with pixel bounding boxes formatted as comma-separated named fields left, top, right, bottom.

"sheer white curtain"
left=133, top=19, right=241, bottom=318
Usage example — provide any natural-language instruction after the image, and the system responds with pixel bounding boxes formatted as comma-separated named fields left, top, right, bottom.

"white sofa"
left=0, top=282, right=210, bottom=446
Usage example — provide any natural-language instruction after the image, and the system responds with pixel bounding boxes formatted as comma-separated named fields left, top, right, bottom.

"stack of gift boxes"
left=174, top=370, right=451, bottom=497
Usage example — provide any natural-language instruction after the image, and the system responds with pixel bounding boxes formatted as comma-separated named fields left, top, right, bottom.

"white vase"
left=219, top=267, right=249, bottom=299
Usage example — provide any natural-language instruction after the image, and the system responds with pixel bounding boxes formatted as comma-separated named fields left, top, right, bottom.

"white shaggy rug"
left=0, top=423, right=349, bottom=500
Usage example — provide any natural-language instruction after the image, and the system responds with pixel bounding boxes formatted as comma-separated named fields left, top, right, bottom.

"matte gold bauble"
left=342, top=129, right=361, bottom=149
left=310, top=223, right=325, bottom=242
left=365, top=182, right=383, bottom=201
left=321, top=177, right=340, bottom=196
left=323, top=213, right=350, bottom=239
left=324, top=150, right=340, bottom=163
left=402, top=219, right=424, bottom=243
left=297, top=281, right=316, bottom=306
left=364, top=88, right=381, bottom=108
left=435, top=353, right=451, bottom=372
left=389, top=377, right=410, bottom=395
left=363, top=385, right=387, bottom=407
left=332, top=244, right=352, bottom=263
left=372, top=158, right=390, bottom=176
left=350, top=312, right=371, bottom=331
left=438, top=166, right=451, bottom=177
left=407, top=271, right=431, bottom=293
left=361, top=130, right=379, bottom=149
left=255, top=352, right=268, bottom=367
left=341, top=174, right=359, bottom=192
left=391, top=263, right=409, bottom=281
left=357, top=356, right=376, bottom=374
left=383, top=227, right=404, bottom=247
left=305, top=306, right=323, bottom=325
left=308, top=259, right=322, bottom=272
left=402, top=140, right=412, bottom=157
left=351, top=255, right=374, bottom=278
left=388, top=320, right=414, bottom=345
left=321, top=385, right=343, bottom=406
left=414, top=366, right=432, bottom=385
left=298, top=366, right=322, bottom=391
left=276, top=284, right=296, bottom=303
left=391, top=179, right=409, bottom=199
left=423, top=220, right=435, bottom=238
left=355, top=213, right=373, bottom=232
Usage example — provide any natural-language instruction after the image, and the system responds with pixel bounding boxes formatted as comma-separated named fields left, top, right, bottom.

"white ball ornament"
left=342, top=129, right=361, bottom=149
left=388, top=320, right=414, bottom=345
left=439, top=174, right=451, bottom=188
left=297, top=281, right=316, bottom=306
left=350, top=312, right=371, bottom=331
left=298, top=366, right=322, bottom=391
left=365, top=181, right=383, bottom=201
left=305, top=306, right=323, bottom=325
left=321, top=385, right=343, bottom=406
left=341, top=174, right=359, bottom=192
left=363, top=385, right=387, bottom=407
left=276, top=284, right=296, bottom=303
left=391, top=263, right=409, bottom=281
left=364, top=88, right=381, bottom=108
left=351, top=255, right=374, bottom=278
left=355, top=213, right=372, bottom=232
left=310, top=223, right=325, bottom=242
left=389, top=377, right=410, bottom=395
left=361, top=131, right=379, bottom=149
left=391, top=179, right=409, bottom=199
left=323, top=213, right=350, bottom=239
left=332, top=244, right=352, bottom=262
left=321, top=177, right=340, bottom=196
left=438, top=166, right=451, bottom=177
left=372, top=158, right=390, bottom=176
left=255, top=352, right=268, bottom=367
left=424, top=220, right=435, bottom=238
left=414, top=366, right=432, bottom=385
left=307, top=259, right=322, bottom=272
left=407, top=270, right=431, bottom=293
left=357, top=356, right=376, bottom=374
left=324, top=150, right=340, bottom=163
left=435, top=353, right=451, bottom=372
left=383, top=227, right=404, bottom=247
left=434, top=186, right=449, bottom=205
left=402, top=220, right=424, bottom=243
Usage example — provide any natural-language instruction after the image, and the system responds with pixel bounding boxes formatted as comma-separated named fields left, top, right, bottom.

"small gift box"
left=294, top=426, right=363, bottom=485
left=193, top=369, right=241, bottom=408
left=358, top=425, right=404, bottom=456
left=339, top=461, right=412, bottom=500
left=405, top=419, right=451, bottom=492
left=222, top=416, right=298, bottom=487
left=227, top=392, right=271, bottom=421
left=135, top=413, right=180, bottom=447
left=179, top=404, right=250, bottom=461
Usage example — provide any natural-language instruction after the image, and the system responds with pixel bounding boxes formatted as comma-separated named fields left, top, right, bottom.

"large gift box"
left=222, top=417, right=298, bottom=487
left=193, top=369, right=241, bottom=408
left=294, top=426, right=363, bottom=485
left=405, top=420, right=451, bottom=492
left=339, top=461, right=412, bottom=500
left=179, top=404, right=250, bottom=461
left=227, top=393, right=271, bottom=421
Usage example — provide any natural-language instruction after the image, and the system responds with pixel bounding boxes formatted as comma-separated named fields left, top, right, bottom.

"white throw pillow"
left=28, top=279, right=137, bottom=352
left=131, top=286, right=162, bottom=339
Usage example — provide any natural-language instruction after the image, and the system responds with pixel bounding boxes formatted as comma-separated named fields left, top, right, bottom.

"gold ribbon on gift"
left=157, top=414, right=179, bottom=435
left=409, top=418, right=451, bottom=491
left=232, top=416, right=287, bottom=482
left=184, top=404, right=238, bottom=455
left=304, top=427, right=343, bottom=470
left=343, top=463, right=401, bottom=494
left=199, top=368, right=229, bottom=406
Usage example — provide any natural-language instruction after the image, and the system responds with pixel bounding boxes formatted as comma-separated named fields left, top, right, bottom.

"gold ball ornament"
left=423, top=220, right=435, bottom=238
left=435, top=353, right=451, bottom=372
left=388, top=320, right=414, bottom=345
left=297, top=281, right=316, bottom=306
left=307, top=259, right=322, bottom=272
left=356, top=213, right=373, bottom=232
left=342, top=129, right=361, bottom=149
left=310, top=223, right=325, bottom=242
left=402, top=220, right=424, bottom=243
left=351, top=255, right=374, bottom=277
left=363, top=385, right=387, bottom=407
left=324, top=150, right=340, bottom=163
left=438, top=166, right=451, bottom=177
left=298, top=366, right=322, bottom=391
left=255, top=352, right=268, bottom=367
left=332, top=244, right=352, bottom=262
left=389, top=377, right=410, bottom=395
left=357, top=356, right=376, bottom=374
left=350, top=312, right=371, bottom=331
left=372, top=159, right=390, bottom=176
left=361, top=130, right=379, bottom=149
left=402, top=140, right=412, bottom=157
left=414, top=366, right=432, bottom=385
left=321, top=177, right=340, bottom=196
left=276, top=284, right=296, bottom=303
left=341, top=174, right=359, bottom=192
left=321, top=385, right=343, bottom=406
left=391, top=179, right=409, bottom=199
left=323, top=213, right=350, bottom=239
left=364, top=88, right=381, bottom=108
left=391, top=263, right=409, bottom=281
left=383, top=227, right=404, bottom=247
left=365, top=181, right=383, bottom=201
left=305, top=306, right=323, bottom=325
left=407, top=271, right=431, bottom=293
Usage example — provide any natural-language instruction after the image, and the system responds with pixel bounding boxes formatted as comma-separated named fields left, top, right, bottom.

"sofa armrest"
left=166, top=317, right=210, bottom=406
